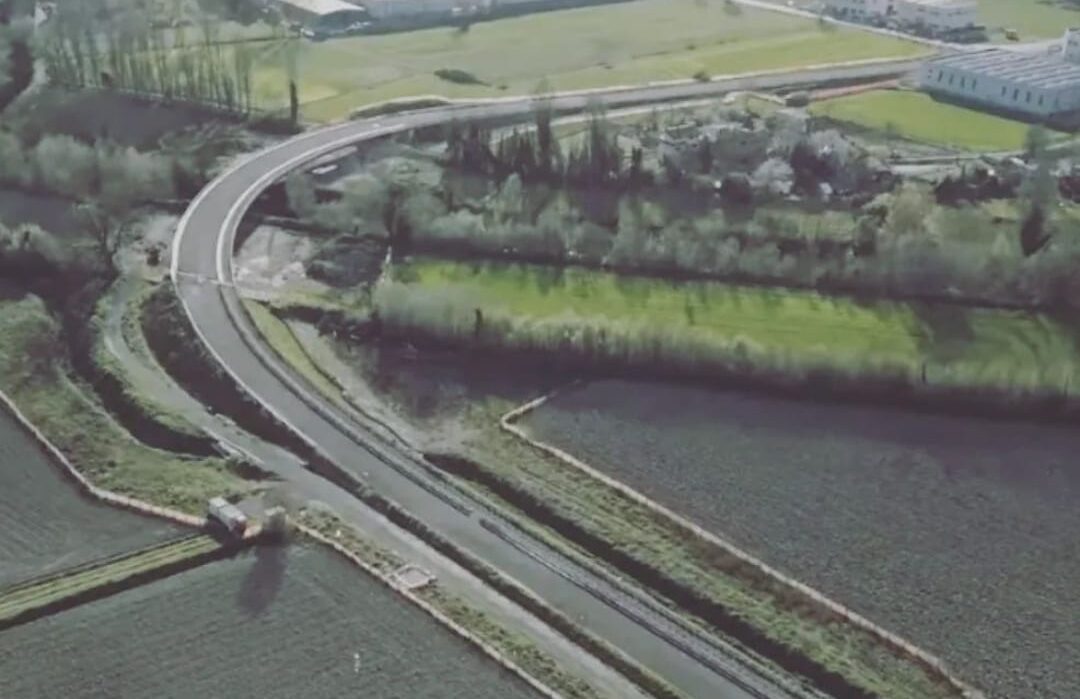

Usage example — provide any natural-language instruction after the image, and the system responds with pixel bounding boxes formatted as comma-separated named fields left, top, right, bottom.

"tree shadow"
left=236, top=544, right=288, bottom=618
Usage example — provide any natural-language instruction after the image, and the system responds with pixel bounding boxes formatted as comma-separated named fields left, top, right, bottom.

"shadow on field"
left=237, top=544, right=288, bottom=618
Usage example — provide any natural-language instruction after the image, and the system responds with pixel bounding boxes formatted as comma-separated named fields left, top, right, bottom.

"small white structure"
left=208, top=497, right=249, bottom=536
left=893, top=0, right=977, bottom=33
left=1065, top=28, right=1080, bottom=65
left=920, top=44, right=1080, bottom=120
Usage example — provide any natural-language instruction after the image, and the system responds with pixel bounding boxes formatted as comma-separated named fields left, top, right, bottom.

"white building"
left=1065, top=28, right=1080, bottom=65
left=822, top=0, right=890, bottom=22
left=919, top=43, right=1080, bottom=120
left=894, top=0, right=977, bottom=33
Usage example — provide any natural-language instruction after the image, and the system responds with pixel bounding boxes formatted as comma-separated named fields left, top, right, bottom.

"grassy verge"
left=141, top=284, right=328, bottom=464
left=437, top=403, right=958, bottom=699
left=376, top=258, right=1080, bottom=411
left=243, top=300, right=344, bottom=404
left=809, top=89, right=1048, bottom=151
left=252, top=0, right=926, bottom=122
left=300, top=510, right=606, bottom=699
left=77, top=285, right=217, bottom=456
left=0, top=293, right=249, bottom=514
left=0, top=534, right=222, bottom=628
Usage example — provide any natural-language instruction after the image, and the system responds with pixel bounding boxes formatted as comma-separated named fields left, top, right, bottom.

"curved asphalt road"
left=172, top=59, right=919, bottom=699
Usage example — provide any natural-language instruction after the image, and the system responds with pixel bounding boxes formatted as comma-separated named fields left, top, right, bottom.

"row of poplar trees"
left=41, top=4, right=262, bottom=115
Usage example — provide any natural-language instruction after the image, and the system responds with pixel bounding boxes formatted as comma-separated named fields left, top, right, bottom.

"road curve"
left=172, top=60, right=918, bottom=699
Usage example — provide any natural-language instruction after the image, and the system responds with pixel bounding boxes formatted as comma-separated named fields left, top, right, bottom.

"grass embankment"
left=251, top=0, right=925, bottom=122
left=0, top=294, right=248, bottom=514
left=377, top=258, right=1080, bottom=406
left=301, top=511, right=606, bottom=699
left=243, top=300, right=345, bottom=403
left=0, top=534, right=223, bottom=629
left=141, top=284, right=326, bottom=464
left=77, top=286, right=217, bottom=456
left=810, top=89, right=1041, bottom=151
left=247, top=296, right=948, bottom=698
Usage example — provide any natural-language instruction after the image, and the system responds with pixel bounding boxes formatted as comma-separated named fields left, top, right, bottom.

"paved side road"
left=172, top=60, right=920, bottom=699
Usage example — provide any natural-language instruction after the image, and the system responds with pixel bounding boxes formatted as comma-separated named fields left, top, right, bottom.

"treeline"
left=0, top=130, right=177, bottom=270
left=446, top=103, right=646, bottom=187
left=0, top=0, right=34, bottom=111
left=42, top=7, right=260, bottom=114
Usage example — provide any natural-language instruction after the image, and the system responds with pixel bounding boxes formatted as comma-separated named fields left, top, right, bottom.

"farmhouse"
left=919, top=30, right=1080, bottom=121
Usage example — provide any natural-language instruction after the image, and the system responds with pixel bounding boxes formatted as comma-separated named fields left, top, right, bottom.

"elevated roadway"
left=172, top=59, right=920, bottom=699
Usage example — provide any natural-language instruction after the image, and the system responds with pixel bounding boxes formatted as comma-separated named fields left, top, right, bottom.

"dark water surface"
left=525, top=380, right=1080, bottom=699
left=0, top=407, right=182, bottom=586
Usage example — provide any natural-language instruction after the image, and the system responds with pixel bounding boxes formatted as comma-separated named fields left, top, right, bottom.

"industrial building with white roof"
left=919, top=30, right=1080, bottom=120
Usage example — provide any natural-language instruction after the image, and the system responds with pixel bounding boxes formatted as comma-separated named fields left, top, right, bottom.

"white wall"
left=920, top=63, right=1073, bottom=117
left=895, top=0, right=976, bottom=31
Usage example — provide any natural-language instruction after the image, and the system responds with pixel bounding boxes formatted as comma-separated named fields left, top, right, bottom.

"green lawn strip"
left=0, top=535, right=220, bottom=620
left=243, top=299, right=346, bottom=403
left=382, top=258, right=1080, bottom=399
left=0, top=295, right=250, bottom=515
left=299, top=511, right=607, bottom=699
left=810, top=89, right=1045, bottom=151
left=459, top=402, right=953, bottom=699
left=255, top=0, right=925, bottom=122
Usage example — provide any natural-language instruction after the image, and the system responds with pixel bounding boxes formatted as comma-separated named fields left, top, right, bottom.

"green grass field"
left=978, top=0, right=1080, bottom=39
left=0, top=295, right=248, bottom=514
left=253, top=0, right=925, bottom=122
left=382, top=258, right=1080, bottom=396
left=810, top=89, right=1037, bottom=151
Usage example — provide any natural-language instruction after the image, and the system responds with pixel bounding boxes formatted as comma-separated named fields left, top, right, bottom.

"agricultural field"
left=250, top=0, right=926, bottom=122
left=521, top=379, right=1080, bottom=699
left=0, top=406, right=183, bottom=588
left=976, top=0, right=1080, bottom=40
left=0, top=293, right=249, bottom=515
left=379, top=258, right=1080, bottom=397
left=809, top=89, right=1039, bottom=151
left=0, top=544, right=543, bottom=699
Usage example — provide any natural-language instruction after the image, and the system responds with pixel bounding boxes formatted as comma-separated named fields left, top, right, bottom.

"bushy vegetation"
left=0, top=293, right=247, bottom=514
left=0, top=129, right=178, bottom=270
left=373, top=258, right=1080, bottom=406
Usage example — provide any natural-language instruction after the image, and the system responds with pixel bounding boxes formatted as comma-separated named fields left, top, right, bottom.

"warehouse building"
left=823, top=0, right=978, bottom=35
left=919, top=33, right=1080, bottom=121
left=894, top=0, right=976, bottom=33
left=275, top=0, right=369, bottom=34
